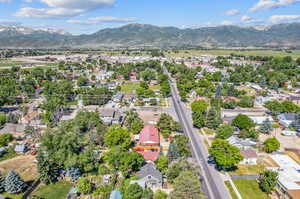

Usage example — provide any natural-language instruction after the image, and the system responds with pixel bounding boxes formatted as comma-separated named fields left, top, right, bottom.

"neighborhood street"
left=165, top=67, right=231, bottom=199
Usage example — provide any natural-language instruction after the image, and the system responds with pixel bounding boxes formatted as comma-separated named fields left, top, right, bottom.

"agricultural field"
left=164, top=49, right=300, bottom=58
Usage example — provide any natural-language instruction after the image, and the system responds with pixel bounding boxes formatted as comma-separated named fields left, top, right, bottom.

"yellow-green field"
left=164, top=49, right=300, bottom=58
left=121, top=82, right=161, bottom=93
left=233, top=179, right=270, bottom=199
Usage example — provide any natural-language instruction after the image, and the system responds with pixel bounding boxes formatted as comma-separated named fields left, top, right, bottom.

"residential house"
left=282, top=130, right=297, bottom=136
left=113, top=92, right=124, bottom=103
left=130, top=72, right=137, bottom=81
left=131, top=162, right=163, bottom=190
left=240, top=148, right=258, bottom=165
left=100, top=109, right=125, bottom=126
left=0, top=123, right=25, bottom=135
left=269, top=153, right=300, bottom=199
left=249, top=116, right=274, bottom=125
left=227, top=136, right=257, bottom=149
left=135, top=125, right=160, bottom=161
left=14, top=144, right=27, bottom=154
left=277, top=113, right=296, bottom=128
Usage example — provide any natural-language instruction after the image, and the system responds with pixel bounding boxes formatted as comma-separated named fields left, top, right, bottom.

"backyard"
left=30, top=181, right=73, bottom=199
left=121, top=82, right=161, bottom=93
left=233, top=179, right=270, bottom=199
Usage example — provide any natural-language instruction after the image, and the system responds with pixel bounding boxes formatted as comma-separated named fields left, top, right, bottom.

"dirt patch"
left=137, top=111, right=161, bottom=124
left=0, top=155, right=38, bottom=181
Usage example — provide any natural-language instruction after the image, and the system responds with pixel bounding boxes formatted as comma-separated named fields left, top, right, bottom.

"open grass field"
left=233, top=179, right=270, bottom=199
left=165, top=49, right=300, bottom=58
left=30, top=181, right=73, bottom=199
left=121, top=82, right=161, bottom=93
left=229, top=164, right=265, bottom=175
left=0, top=155, right=38, bottom=182
left=225, top=181, right=239, bottom=199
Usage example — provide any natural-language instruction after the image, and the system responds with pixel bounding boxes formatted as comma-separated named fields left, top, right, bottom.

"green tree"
left=77, top=177, right=93, bottom=194
left=157, top=113, right=181, bottom=138
left=232, top=114, right=255, bottom=130
left=104, top=125, right=132, bottom=150
left=264, top=101, right=284, bottom=115
left=205, top=107, right=222, bottom=129
left=259, top=170, right=278, bottom=193
left=191, top=100, right=208, bottom=113
left=93, top=184, right=113, bottom=199
left=124, top=183, right=143, bottom=199
left=263, top=137, right=280, bottom=153
left=77, top=76, right=89, bottom=87
left=5, top=170, right=27, bottom=194
left=154, top=190, right=168, bottom=199
left=209, top=139, right=243, bottom=170
left=282, top=101, right=300, bottom=113
left=192, top=111, right=205, bottom=128
left=260, top=118, right=273, bottom=134
left=120, top=151, right=144, bottom=177
left=37, top=152, right=60, bottom=184
left=0, top=113, right=6, bottom=129
left=155, top=156, right=168, bottom=174
left=170, top=170, right=205, bottom=199
left=216, top=124, right=234, bottom=139
left=125, top=110, right=144, bottom=134
left=0, top=133, right=13, bottom=147
left=238, top=128, right=259, bottom=140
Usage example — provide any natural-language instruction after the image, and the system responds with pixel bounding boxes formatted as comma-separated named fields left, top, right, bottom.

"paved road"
left=164, top=67, right=231, bottom=199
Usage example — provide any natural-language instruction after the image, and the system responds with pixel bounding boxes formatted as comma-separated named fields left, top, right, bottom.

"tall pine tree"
left=205, top=107, right=222, bottom=129
left=5, top=170, right=27, bottom=194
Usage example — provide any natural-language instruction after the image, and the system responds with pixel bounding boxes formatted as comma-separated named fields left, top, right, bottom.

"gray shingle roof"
left=138, top=162, right=162, bottom=182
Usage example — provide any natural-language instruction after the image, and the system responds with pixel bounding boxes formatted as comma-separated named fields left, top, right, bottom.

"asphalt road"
left=165, top=67, right=231, bottom=199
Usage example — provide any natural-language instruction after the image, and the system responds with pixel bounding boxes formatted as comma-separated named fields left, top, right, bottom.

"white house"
left=240, top=148, right=258, bottom=165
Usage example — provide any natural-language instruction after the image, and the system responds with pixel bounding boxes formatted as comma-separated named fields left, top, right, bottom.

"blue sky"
left=0, top=0, right=300, bottom=34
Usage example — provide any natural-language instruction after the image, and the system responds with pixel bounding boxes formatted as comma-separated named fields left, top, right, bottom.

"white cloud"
left=0, top=20, right=22, bottom=26
left=241, top=15, right=263, bottom=24
left=224, top=9, right=240, bottom=16
left=67, top=16, right=138, bottom=25
left=221, top=21, right=237, bottom=26
left=268, top=14, right=300, bottom=23
left=15, top=0, right=115, bottom=19
left=250, top=0, right=300, bottom=12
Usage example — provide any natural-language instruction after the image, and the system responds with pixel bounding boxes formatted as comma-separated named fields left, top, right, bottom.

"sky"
left=0, top=0, right=300, bottom=35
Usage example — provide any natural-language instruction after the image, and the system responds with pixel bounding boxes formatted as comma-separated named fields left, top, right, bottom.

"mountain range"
left=0, top=23, right=300, bottom=49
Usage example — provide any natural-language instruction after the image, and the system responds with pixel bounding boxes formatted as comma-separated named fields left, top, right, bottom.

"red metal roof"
left=139, top=125, right=160, bottom=146
left=138, top=151, right=160, bottom=161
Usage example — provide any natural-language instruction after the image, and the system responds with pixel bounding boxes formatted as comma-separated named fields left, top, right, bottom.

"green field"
left=30, top=181, right=73, bottom=199
left=0, top=61, right=57, bottom=68
left=165, top=49, right=300, bottom=58
left=2, top=192, right=23, bottom=199
left=121, top=82, right=161, bottom=93
left=233, top=179, right=270, bottom=199
left=225, top=181, right=239, bottom=199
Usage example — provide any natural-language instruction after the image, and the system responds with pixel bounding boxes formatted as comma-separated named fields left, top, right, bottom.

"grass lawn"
left=2, top=192, right=23, bottom=199
left=121, top=82, right=161, bottom=93
left=121, top=82, right=140, bottom=92
left=0, top=155, right=38, bottom=182
left=0, top=147, right=18, bottom=162
left=233, top=179, right=270, bottom=199
left=30, top=181, right=73, bottom=199
left=225, top=181, right=239, bottom=199
left=229, top=164, right=265, bottom=175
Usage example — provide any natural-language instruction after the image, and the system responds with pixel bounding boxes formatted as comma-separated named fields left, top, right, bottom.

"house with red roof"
left=135, top=125, right=160, bottom=162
